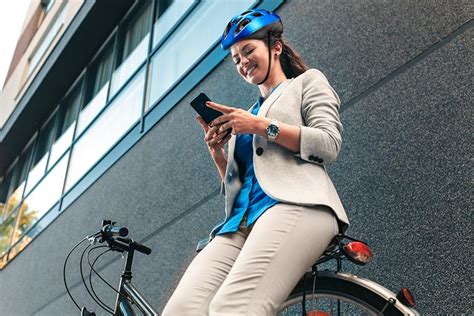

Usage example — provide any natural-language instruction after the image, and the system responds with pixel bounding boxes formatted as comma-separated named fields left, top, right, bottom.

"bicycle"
left=63, top=220, right=420, bottom=315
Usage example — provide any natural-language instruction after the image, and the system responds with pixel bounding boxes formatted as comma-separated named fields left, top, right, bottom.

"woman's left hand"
left=206, top=101, right=261, bottom=135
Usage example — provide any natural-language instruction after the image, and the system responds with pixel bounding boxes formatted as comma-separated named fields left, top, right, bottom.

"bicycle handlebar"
left=115, top=237, right=152, bottom=255
left=102, top=223, right=128, bottom=238
left=98, top=222, right=152, bottom=255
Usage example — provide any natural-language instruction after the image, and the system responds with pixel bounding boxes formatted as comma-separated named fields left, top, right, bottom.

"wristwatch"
left=266, top=119, right=280, bottom=141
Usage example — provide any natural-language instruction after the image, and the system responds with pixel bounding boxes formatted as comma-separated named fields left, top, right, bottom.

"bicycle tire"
left=278, top=270, right=419, bottom=316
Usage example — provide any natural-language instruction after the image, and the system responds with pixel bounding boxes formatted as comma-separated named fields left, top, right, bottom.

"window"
left=48, top=84, right=82, bottom=169
left=0, top=146, right=33, bottom=265
left=148, top=0, right=255, bottom=107
left=109, top=2, right=152, bottom=96
left=24, top=115, right=56, bottom=194
left=77, top=44, right=114, bottom=136
left=15, top=153, right=69, bottom=248
left=85, top=44, right=114, bottom=105
left=0, top=210, right=17, bottom=265
left=66, top=68, right=146, bottom=192
left=0, top=148, right=31, bottom=220
left=152, top=0, right=195, bottom=48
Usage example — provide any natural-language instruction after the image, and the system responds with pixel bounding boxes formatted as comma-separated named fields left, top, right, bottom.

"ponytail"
left=279, top=40, right=309, bottom=78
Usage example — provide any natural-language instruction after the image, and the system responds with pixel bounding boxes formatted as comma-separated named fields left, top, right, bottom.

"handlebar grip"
left=103, top=224, right=128, bottom=237
left=133, top=243, right=152, bottom=255
left=116, top=237, right=152, bottom=255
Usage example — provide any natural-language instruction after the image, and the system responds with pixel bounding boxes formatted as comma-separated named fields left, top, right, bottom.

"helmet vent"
left=223, top=21, right=232, bottom=37
left=235, top=18, right=251, bottom=35
left=251, top=12, right=263, bottom=17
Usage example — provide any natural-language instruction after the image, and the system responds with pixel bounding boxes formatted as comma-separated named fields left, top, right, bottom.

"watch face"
left=268, top=124, right=279, bottom=136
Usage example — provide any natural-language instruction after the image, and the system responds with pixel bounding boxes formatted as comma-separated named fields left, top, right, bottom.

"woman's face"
left=230, top=38, right=278, bottom=85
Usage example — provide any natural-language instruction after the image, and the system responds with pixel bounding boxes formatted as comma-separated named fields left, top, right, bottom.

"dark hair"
left=278, top=38, right=309, bottom=78
left=250, top=24, right=309, bottom=79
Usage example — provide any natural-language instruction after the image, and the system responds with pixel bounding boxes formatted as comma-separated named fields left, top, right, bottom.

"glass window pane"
left=76, top=83, right=109, bottom=136
left=48, top=85, right=81, bottom=169
left=0, top=209, right=18, bottom=258
left=33, top=117, right=56, bottom=166
left=2, top=184, right=24, bottom=220
left=66, top=69, right=145, bottom=192
left=14, top=152, right=69, bottom=247
left=110, top=3, right=151, bottom=97
left=148, top=0, right=255, bottom=107
left=25, top=155, right=47, bottom=194
left=152, top=0, right=194, bottom=47
left=85, top=44, right=114, bottom=105
left=1, top=147, right=32, bottom=218
left=123, top=3, right=151, bottom=58
left=25, top=117, right=56, bottom=194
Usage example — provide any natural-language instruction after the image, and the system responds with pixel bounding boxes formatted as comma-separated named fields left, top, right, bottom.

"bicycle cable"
left=80, top=243, right=114, bottom=314
left=87, top=244, right=135, bottom=307
left=63, top=236, right=88, bottom=311
left=86, top=246, right=115, bottom=313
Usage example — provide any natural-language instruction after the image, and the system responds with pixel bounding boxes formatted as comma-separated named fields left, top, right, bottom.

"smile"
left=246, top=65, right=257, bottom=76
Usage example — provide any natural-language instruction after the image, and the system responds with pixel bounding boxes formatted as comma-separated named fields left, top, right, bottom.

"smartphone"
left=190, top=92, right=222, bottom=125
left=190, top=92, right=231, bottom=135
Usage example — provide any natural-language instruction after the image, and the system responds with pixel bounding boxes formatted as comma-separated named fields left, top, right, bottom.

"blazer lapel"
left=257, top=78, right=293, bottom=118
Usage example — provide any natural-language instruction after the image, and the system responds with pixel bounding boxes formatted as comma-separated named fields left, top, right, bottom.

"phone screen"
left=190, top=93, right=223, bottom=125
left=190, top=93, right=232, bottom=136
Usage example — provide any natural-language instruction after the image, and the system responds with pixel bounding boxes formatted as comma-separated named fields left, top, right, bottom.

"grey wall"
left=0, top=1, right=472, bottom=315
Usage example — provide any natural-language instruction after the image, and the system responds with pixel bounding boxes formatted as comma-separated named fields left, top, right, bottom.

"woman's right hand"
left=196, top=116, right=232, bottom=156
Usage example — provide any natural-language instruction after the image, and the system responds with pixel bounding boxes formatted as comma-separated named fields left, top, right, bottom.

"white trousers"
left=162, top=203, right=339, bottom=316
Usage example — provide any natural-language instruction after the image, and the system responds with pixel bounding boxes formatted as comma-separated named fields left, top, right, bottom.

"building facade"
left=0, top=0, right=472, bottom=314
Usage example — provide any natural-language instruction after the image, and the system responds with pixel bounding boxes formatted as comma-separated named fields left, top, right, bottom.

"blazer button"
left=317, top=158, right=324, bottom=163
left=256, top=147, right=264, bottom=156
left=309, top=155, right=315, bottom=161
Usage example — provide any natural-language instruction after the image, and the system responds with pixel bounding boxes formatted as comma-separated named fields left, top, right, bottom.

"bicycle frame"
left=113, top=243, right=159, bottom=316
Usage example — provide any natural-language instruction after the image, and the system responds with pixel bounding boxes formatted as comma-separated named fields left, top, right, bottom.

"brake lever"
left=81, top=307, right=96, bottom=316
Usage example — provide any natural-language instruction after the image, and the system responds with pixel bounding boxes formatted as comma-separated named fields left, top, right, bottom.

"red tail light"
left=342, top=241, right=373, bottom=265
left=397, top=287, right=416, bottom=307
left=307, top=311, right=330, bottom=316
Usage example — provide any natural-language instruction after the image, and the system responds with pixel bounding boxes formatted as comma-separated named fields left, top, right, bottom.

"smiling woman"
left=162, top=8, right=349, bottom=316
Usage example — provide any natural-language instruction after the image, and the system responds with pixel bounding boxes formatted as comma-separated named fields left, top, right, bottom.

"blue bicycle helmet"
left=220, top=9, right=282, bottom=50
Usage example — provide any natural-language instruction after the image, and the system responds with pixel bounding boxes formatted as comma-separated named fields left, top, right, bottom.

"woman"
left=163, top=9, right=349, bottom=315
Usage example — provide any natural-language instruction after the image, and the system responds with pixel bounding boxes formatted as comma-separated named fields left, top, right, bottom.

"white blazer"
left=210, top=69, right=350, bottom=238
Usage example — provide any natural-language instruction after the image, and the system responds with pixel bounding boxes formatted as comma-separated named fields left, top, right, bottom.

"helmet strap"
left=256, top=33, right=272, bottom=85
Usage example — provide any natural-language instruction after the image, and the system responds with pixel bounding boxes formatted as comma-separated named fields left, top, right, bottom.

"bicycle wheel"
left=277, top=271, right=418, bottom=316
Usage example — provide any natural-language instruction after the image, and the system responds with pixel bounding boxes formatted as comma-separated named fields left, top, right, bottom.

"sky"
left=0, top=1, right=31, bottom=90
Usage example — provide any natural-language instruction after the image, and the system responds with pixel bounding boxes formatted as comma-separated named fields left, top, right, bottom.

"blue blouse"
left=216, top=96, right=279, bottom=235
